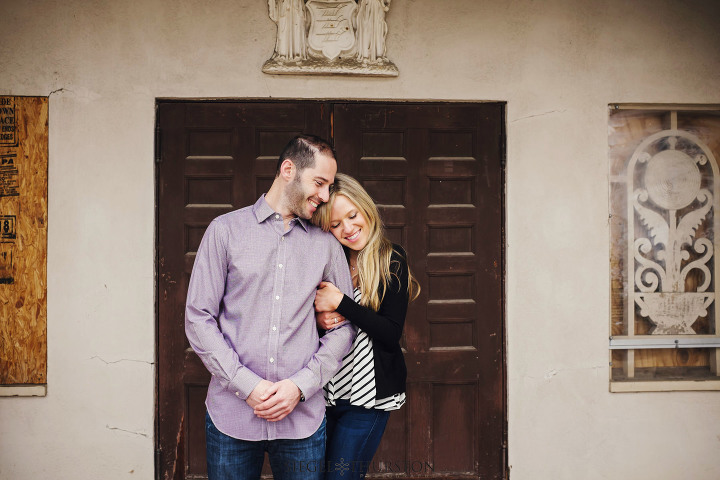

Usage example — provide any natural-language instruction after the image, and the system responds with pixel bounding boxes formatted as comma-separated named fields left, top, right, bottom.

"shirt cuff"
left=228, top=366, right=263, bottom=399
left=289, top=369, right=320, bottom=401
left=336, top=294, right=360, bottom=319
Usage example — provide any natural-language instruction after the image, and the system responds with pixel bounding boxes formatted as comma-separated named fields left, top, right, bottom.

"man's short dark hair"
left=275, top=134, right=337, bottom=177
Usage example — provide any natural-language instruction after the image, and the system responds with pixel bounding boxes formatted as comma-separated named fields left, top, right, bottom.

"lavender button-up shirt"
left=185, top=195, right=354, bottom=441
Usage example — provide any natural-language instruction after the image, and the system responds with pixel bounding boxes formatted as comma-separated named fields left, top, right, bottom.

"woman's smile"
left=330, top=195, right=369, bottom=251
left=345, top=229, right=361, bottom=242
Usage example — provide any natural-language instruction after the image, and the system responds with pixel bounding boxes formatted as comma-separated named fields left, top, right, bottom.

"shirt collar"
left=252, top=195, right=310, bottom=232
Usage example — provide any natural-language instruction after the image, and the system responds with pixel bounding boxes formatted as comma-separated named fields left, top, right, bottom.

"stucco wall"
left=1, top=1, right=719, bottom=478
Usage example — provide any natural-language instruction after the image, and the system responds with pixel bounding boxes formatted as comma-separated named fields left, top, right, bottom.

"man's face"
left=285, top=152, right=337, bottom=219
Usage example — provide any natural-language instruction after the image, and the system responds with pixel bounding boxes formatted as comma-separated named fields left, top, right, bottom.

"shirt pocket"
left=227, top=245, right=276, bottom=293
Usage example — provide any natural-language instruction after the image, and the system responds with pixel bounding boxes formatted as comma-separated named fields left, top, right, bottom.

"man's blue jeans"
left=206, top=412, right=326, bottom=480
left=325, top=400, right=390, bottom=480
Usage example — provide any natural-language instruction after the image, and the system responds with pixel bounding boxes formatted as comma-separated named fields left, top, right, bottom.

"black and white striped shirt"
left=324, top=288, right=406, bottom=411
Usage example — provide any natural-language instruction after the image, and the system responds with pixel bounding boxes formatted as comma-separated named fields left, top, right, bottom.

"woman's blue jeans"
left=205, top=412, right=326, bottom=480
left=325, top=400, right=390, bottom=480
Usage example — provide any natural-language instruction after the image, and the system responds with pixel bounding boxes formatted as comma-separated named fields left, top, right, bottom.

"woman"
left=312, top=173, right=420, bottom=480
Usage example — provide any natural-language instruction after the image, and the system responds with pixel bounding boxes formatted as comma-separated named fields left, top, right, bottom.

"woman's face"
left=329, top=194, right=370, bottom=251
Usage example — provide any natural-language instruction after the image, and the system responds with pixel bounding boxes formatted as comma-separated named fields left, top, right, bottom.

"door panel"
left=157, top=101, right=505, bottom=480
left=157, top=102, right=331, bottom=479
left=333, top=104, right=505, bottom=479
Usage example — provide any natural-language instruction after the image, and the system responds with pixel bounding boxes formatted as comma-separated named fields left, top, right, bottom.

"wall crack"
left=91, top=355, right=154, bottom=366
left=48, top=87, right=67, bottom=97
left=510, top=109, right=567, bottom=123
left=106, top=425, right=150, bottom=438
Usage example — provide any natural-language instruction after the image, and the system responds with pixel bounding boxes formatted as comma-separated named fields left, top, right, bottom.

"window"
left=609, top=105, right=720, bottom=392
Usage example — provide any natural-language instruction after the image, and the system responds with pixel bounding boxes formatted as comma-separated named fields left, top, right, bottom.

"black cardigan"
left=335, top=244, right=410, bottom=399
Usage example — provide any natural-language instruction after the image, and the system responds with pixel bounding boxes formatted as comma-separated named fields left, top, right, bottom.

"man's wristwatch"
left=298, top=387, right=305, bottom=402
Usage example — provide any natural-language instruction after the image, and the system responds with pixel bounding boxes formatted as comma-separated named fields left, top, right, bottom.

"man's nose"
left=318, top=185, right=330, bottom=203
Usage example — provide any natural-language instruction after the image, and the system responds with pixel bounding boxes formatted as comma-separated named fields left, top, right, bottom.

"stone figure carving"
left=268, top=0, right=308, bottom=60
left=263, top=0, right=398, bottom=76
left=628, top=129, right=719, bottom=334
left=355, top=0, right=390, bottom=62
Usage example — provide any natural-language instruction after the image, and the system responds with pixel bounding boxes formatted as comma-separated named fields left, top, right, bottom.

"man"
left=185, top=135, right=354, bottom=480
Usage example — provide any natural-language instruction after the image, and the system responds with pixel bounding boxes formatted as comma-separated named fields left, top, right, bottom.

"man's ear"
left=279, top=159, right=295, bottom=181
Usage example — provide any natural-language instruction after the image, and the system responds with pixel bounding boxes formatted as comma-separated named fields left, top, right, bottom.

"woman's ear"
left=279, top=159, right=295, bottom=181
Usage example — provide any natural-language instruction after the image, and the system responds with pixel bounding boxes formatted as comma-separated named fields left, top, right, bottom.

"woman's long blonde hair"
left=312, top=173, right=420, bottom=311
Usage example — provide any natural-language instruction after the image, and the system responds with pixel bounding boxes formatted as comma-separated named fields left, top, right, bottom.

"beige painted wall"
left=1, top=0, right=719, bottom=478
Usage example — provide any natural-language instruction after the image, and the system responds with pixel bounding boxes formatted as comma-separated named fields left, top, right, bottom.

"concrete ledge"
left=611, top=380, right=720, bottom=393
left=0, top=385, right=47, bottom=397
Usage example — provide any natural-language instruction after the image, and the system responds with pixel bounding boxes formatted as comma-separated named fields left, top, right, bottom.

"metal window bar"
left=610, top=336, right=720, bottom=350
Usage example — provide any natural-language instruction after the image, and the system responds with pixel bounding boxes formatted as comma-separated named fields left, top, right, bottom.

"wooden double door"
left=156, top=101, right=506, bottom=480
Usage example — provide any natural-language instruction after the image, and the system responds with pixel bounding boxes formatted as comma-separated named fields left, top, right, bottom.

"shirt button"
left=272, top=326, right=277, bottom=331
left=270, top=357, right=275, bottom=363
left=278, top=264, right=283, bottom=268
left=235, top=392, right=239, bottom=396
left=275, top=214, right=280, bottom=219
left=275, top=295, right=280, bottom=300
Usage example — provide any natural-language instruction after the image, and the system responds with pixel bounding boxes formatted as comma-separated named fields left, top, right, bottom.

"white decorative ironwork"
left=263, top=0, right=398, bottom=76
left=627, top=118, right=720, bottom=335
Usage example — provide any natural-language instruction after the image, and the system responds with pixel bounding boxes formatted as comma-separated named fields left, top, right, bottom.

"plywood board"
left=0, top=96, right=48, bottom=386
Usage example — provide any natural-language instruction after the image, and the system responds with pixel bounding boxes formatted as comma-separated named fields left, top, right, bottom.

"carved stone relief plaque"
left=264, top=0, right=398, bottom=76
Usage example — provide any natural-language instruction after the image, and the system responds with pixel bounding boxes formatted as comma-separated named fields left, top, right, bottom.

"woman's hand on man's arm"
left=315, top=310, right=347, bottom=330
left=314, top=281, right=345, bottom=313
